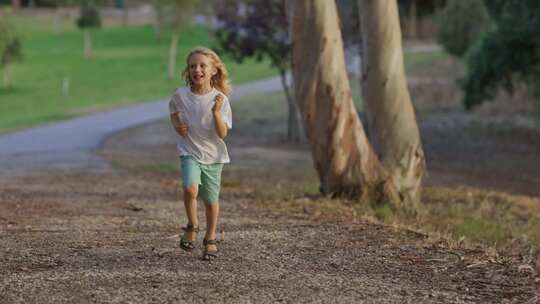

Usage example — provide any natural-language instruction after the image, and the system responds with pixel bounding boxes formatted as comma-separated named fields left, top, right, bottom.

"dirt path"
left=420, top=112, right=540, bottom=197
left=1, top=120, right=539, bottom=303
left=1, top=170, right=538, bottom=304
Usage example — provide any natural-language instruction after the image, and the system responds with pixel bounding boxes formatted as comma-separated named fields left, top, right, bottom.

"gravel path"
left=1, top=168, right=538, bottom=304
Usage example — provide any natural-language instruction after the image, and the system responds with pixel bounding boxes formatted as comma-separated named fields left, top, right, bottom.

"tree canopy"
left=76, top=0, right=101, bottom=29
left=214, top=0, right=289, bottom=73
left=462, top=0, right=540, bottom=109
left=0, top=20, right=22, bottom=68
left=436, top=0, right=491, bottom=58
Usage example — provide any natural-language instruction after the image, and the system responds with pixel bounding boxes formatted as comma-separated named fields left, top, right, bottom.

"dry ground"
left=1, top=116, right=539, bottom=303
left=2, top=50, right=540, bottom=303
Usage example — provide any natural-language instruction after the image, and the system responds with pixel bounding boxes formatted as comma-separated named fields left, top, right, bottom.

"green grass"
left=404, top=50, right=450, bottom=68
left=415, top=188, right=540, bottom=251
left=143, top=162, right=178, bottom=173
left=427, top=204, right=511, bottom=244
left=0, top=14, right=276, bottom=133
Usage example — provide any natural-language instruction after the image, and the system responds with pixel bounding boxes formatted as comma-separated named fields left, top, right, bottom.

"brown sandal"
left=179, top=224, right=199, bottom=251
left=202, top=238, right=219, bottom=260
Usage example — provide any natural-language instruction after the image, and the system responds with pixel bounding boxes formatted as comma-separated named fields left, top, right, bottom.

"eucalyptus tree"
left=0, top=20, right=22, bottom=89
left=287, top=0, right=425, bottom=210
left=76, top=0, right=101, bottom=59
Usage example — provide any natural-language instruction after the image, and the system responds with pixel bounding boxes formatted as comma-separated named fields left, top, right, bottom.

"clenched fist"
left=212, top=94, right=224, bottom=114
left=175, top=122, right=188, bottom=137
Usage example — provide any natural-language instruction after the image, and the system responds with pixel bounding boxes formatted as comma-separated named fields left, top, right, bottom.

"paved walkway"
left=0, top=76, right=284, bottom=172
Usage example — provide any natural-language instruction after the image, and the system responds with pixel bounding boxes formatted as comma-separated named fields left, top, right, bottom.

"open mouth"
left=192, top=74, right=205, bottom=82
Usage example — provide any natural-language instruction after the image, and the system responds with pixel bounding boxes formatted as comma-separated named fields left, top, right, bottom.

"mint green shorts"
left=180, top=156, right=224, bottom=204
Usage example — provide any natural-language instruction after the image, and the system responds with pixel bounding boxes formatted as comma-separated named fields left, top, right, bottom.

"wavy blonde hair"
left=182, top=47, right=232, bottom=97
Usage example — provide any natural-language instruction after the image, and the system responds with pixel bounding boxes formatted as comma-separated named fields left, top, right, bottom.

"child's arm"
left=170, top=113, right=188, bottom=137
left=169, top=95, right=188, bottom=137
left=212, top=94, right=229, bottom=139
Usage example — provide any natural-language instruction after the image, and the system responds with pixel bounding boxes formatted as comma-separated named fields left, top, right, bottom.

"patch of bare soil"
left=420, top=113, right=540, bottom=197
left=1, top=118, right=539, bottom=303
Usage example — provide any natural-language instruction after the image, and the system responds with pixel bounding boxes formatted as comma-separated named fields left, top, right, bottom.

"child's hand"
left=175, top=123, right=188, bottom=137
left=212, top=94, right=224, bottom=114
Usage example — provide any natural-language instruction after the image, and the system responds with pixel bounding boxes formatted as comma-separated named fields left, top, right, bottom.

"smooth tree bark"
left=166, top=0, right=197, bottom=79
left=3, top=63, right=12, bottom=89
left=359, top=0, right=426, bottom=204
left=279, top=70, right=301, bottom=142
left=288, top=0, right=399, bottom=204
left=153, top=1, right=166, bottom=43
left=122, top=0, right=129, bottom=26
left=168, top=31, right=179, bottom=80
left=11, top=0, right=20, bottom=9
left=408, top=0, right=418, bottom=39
left=54, top=6, right=64, bottom=33
left=83, top=29, right=92, bottom=58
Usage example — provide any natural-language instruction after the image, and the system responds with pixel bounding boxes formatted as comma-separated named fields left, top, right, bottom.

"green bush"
left=461, top=0, right=540, bottom=109
left=0, top=20, right=22, bottom=70
left=77, top=1, right=101, bottom=29
left=436, top=0, right=491, bottom=58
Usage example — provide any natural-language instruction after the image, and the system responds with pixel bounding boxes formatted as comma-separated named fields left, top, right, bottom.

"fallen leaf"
left=518, top=264, right=534, bottom=273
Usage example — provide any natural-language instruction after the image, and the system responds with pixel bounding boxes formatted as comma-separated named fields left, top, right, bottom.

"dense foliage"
left=76, top=0, right=101, bottom=29
left=0, top=20, right=22, bottom=67
left=214, top=0, right=289, bottom=73
left=462, top=0, right=540, bottom=109
left=436, top=0, right=491, bottom=58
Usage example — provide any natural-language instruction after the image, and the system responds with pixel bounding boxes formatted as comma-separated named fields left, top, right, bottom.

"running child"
left=168, top=47, right=232, bottom=260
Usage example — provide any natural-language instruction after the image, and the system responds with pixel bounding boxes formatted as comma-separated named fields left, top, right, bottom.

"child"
left=168, top=47, right=232, bottom=260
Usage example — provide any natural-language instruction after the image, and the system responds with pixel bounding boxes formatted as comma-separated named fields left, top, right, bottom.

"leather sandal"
left=179, top=224, right=199, bottom=251
left=202, top=238, right=219, bottom=260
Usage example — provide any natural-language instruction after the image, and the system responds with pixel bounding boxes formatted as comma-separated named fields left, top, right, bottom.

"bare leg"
left=183, top=184, right=199, bottom=241
left=205, top=202, right=219, bottom=252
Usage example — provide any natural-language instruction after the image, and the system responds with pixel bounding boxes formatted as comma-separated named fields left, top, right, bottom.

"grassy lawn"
left=0, top=14, right=276, bottom=133
left=404, top=50, right=449, bottom=69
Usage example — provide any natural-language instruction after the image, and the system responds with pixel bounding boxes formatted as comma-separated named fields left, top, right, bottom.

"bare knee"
left=184, top=185, right=198, bottom=200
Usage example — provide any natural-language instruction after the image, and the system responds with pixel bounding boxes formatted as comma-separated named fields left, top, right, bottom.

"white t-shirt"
left=168, top=87, right=232, bottom=164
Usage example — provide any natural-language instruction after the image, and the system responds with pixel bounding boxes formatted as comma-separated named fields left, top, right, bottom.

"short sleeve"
left=221, top=97, right=232, bottom=129
left=169, top=93, right=181, bottom=114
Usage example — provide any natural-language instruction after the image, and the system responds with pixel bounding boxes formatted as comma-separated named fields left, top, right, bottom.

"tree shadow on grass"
left=0, top=86, right=26, bottom=96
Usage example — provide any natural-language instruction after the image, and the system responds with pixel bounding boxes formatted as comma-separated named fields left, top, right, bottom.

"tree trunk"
left=280, top=71, right=301, bottom=143
left=168, top=32, right=179, bottom=80
left=3, top=64, right=12, bottom=89
left=122, top=0, right=129, bottom=26
left=12, top=0, right=21, bottom=9
left=288, top=0, right=399, bottom=204
left=359, top=0, right=426, bottom=205
left=84, top=29, right=92, bottom=59
left=153, top=1, right=165, bottom=43
left=54, top=7, right=62, bottom=33
left=409, top=0, right=418, bottom=39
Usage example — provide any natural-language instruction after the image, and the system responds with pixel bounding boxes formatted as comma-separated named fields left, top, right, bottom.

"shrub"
left=436, top=0, right=491, bottom=58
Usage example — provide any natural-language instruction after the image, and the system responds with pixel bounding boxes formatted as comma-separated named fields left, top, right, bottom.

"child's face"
left=188, top=53, right=216, bottom=87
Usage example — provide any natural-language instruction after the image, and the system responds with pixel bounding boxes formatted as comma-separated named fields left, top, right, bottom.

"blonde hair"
left=182, top=47, right=232, bottom=97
